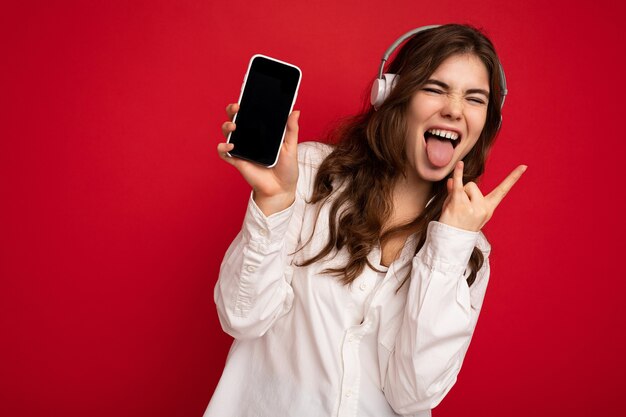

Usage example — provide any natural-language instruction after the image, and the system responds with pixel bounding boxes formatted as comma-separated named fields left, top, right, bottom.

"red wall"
left=1, top=1, right=625, bottom=416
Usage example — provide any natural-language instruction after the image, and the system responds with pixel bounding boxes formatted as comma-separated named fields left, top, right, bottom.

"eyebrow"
left=424, top=79, right=490, bottom=99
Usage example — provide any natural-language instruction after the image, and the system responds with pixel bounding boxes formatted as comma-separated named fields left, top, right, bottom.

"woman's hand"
left=439, top=160, right=527, bottom=232
left=217, top=103, right=300, bottom=216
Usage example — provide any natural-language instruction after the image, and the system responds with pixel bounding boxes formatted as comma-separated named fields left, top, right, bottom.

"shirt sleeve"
left=213, top=142, right=324, bottom=340
left=383, top=220, right=491, bottom=414
left=213, top=194, right=297, bottom=340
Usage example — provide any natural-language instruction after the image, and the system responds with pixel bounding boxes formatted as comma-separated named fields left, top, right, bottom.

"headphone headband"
left=372, top=25, right=508, bottom=111
left=376, top=25, right=441, bottom=79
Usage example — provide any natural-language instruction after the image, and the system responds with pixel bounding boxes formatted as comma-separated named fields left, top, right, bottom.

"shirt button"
left=259, top=229, right=267, bottom=236
left=348, top=335, right=354, bottom=342
left=246, top=265, right=256, bottom=273
left=359, top=283, right=367, bottom=291
left=345, top=389, right=352, bottom=397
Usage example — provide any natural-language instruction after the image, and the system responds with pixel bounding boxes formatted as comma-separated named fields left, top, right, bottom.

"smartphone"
left=227, top=54, right=302, bottom=167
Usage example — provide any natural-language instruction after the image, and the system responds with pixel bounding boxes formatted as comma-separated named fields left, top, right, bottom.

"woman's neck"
left=378, top=170, right=433, bottom=266
left=389, top=169, right=433, bottom=227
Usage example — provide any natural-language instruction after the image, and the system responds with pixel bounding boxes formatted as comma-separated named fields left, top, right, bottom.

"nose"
left=440, top=95, right=463, bottom=121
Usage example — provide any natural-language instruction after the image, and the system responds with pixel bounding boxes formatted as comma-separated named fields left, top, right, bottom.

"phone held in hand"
left=227, top=54, right=302, bottom=168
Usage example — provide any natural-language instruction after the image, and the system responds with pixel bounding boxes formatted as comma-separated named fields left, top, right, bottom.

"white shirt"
left=204, top=142, right=491, bottom=417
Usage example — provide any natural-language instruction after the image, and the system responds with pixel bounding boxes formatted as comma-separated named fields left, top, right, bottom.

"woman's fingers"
left=452, top=161, right=464, bottom=193
left=217, top=105, right=300, bottom=207
left=217, top=142, right=235, bottom=165
left=464, top=181, right=484, bottom=202
left=225, top=103, right=239, bottom=121
left=283, top=111, right=300, bottom=150
left=486, top=165, right=528, bottom=210
left=441, top=160, right=526, bottom=232
left=222, top=121, right=236, bottom=138
left=222, top=103, right=239, bottom=138
left=447, top=161, right=469, bottom=202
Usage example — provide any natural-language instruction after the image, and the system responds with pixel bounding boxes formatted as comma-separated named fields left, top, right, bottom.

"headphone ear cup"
left=370, top=73, right=398, bottom=109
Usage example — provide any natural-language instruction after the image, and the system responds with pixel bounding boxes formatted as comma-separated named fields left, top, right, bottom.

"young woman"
left=205, top=24, right=527, bottom=417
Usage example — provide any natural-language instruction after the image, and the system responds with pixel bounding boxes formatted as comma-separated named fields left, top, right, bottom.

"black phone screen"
left=228, top=56, right=301, bottom=167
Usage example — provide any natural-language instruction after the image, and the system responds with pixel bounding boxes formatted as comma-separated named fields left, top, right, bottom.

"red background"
left=1, top=0, right=625, bottom=416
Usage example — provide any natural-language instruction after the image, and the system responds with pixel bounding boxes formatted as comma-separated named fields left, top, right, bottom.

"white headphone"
left=370, top=25, right=508, bottom=127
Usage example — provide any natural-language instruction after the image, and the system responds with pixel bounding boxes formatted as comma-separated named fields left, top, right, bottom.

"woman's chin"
left=417, top=163, right=454, bottom=183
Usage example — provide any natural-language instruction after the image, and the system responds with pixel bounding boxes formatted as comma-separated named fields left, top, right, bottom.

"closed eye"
left=422, top=88, right=443, bottom=94
left=467, top=97, right=487, bottom=105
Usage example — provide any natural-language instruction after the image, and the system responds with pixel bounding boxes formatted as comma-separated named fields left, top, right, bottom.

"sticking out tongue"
left=425, top=136, right=454, bottom=168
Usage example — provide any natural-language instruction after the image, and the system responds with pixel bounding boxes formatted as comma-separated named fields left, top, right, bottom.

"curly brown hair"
left=298, top=24, right=504, bottom=288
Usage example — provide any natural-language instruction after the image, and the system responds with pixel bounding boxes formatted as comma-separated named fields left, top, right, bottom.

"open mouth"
left=424, top=128, right=461, bottom=149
